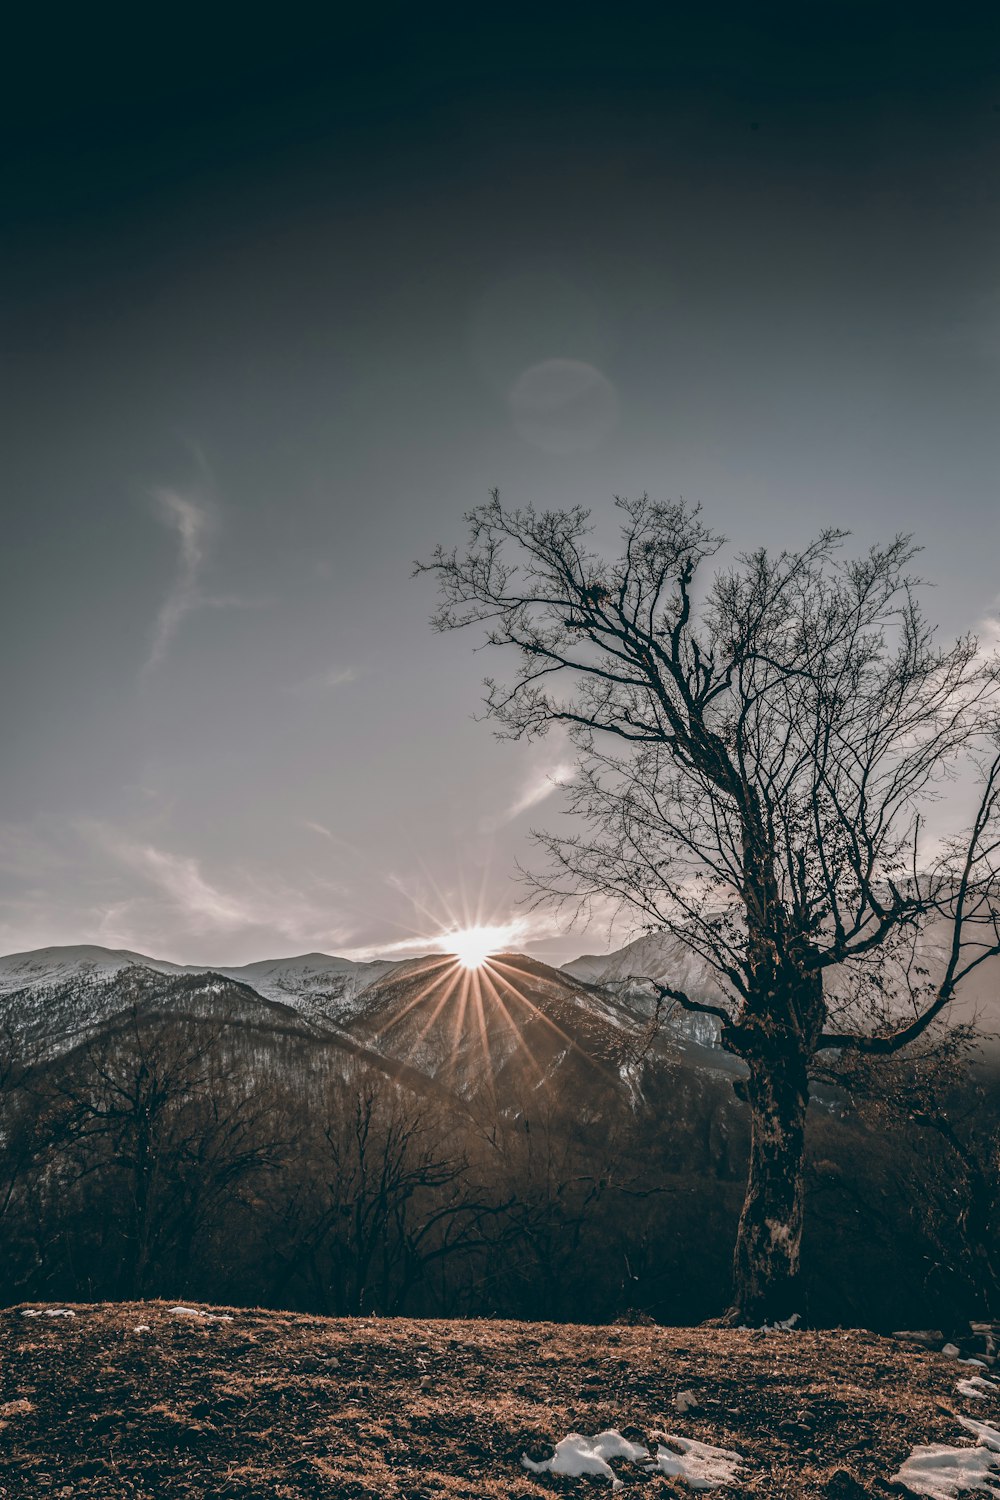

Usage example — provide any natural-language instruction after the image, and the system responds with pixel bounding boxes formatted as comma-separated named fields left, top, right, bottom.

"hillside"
left=0, top=940, right=996, bottom=1333
left=0, top=945, right=399, bottom=1027
left=345, top=951, right=652, bottom=1112
left=0, top=943, right=735, bottom=1117
left=2, top=1301, right=998, bottom=1498
left=564, top=926, right=1000, bottom=1054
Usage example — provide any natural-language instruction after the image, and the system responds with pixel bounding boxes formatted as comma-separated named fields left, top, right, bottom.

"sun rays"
left=367, top=942, right=610, bottom=1103
left=441, top=924, right=514, bottom=970
left=346, top=871, right=591, bottom=1086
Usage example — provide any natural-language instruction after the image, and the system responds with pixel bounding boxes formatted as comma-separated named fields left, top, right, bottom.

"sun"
left=443, top=925, right=512, bottom=970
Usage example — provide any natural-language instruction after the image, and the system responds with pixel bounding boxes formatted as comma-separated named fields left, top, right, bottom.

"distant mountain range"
left=0, top=944, right=396, bottom=1022
left=0, top=940, right=746, bottom=1125
left=0, top=937, right=732, bottom=1043
left=1, top=927, right=995, bottom=1117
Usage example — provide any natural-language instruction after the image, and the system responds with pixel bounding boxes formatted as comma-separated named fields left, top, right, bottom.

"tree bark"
left=721, top=1040, right=810, bottom=1326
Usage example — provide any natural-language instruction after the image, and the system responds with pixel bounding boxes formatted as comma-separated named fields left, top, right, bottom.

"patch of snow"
left=753, top=1313, right=801, bottom=1332
left=522, top=1428, right=746, bottom=1491
left=894, top=1418, right=1000, bottom=1498
left=532, top=1047, right=570, bottom=1090
left=646, top=1433, right=746, bottom=1489
left=169, top=1305, right=233, bottom=1323
left=942, top=1343, right=961, bottom=1358
left=962, top=1359, right=991, bottom=1368
left=959, top=1418, right=1000, bottom=1452
left=132, top=1324, right=151, bottom=1334
left=892, top=1442, right=1000, bottom=1498
left=958, top=1377, right=1000, bottom=1400
left=522, top=1430, right=648, bottom=1488
left=20, top=1308, right=75, bottom=1318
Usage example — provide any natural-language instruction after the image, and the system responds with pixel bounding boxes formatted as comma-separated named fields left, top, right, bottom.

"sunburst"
left=441, top=924, right=514, bottom=969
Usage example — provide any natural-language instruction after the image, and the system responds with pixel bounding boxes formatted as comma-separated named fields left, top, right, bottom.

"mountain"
left=0, top=942, right=741, bottom=1125
left=0, top=956, right=334, bottom=1052
left=563, top=931, right=721, bottom=995
left=562, top=933, right=728, bottom=1048
left=0, top=958, right=469, bottom=1118
left=564, top=922, right=1000, bottom=1056
left=342, top=951, right=643, bottom=1115
left=0, top=945, right=401, bottom=1030
left=0, top=944, right=185, bottom=994
left=6, top=920, right=996, bottom=1097
left=209, top=952, right=398, bottom=1023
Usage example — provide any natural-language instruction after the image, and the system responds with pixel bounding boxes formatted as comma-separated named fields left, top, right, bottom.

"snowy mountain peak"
left=0, top=944, right=403, bottom=1026
left=0, top=944, right=184, bottom=996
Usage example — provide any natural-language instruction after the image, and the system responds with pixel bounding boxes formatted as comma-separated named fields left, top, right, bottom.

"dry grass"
left=0, top=1301, right=985, bottom=1497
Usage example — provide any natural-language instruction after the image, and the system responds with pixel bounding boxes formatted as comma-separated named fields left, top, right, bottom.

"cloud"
left=302, top=819, right=336, bottom=841
left=298, top=820, right=362, bottom=855
left=145, top=489, right=212, bottom=671
left=143, top=487, right=261, bottom=673
left=81, top=824, right=357, bottom=953
left=479, top=759, right=575, bottom=833
left=287, top=666, right=358, bottom=698
left=125, top=846, right=251, bottom=930
left=976, top=598, right=1000, bottom=659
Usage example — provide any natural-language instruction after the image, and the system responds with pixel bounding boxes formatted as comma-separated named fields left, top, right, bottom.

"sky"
left=2, top=4, right=1000, bottom=965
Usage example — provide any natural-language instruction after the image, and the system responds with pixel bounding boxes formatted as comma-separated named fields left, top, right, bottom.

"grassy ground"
left=0, top=1301, right=988, bottom=1497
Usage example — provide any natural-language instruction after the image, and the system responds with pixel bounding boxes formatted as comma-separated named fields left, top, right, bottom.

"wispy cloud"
left=113, top=841, right=252, bottom=932
left=81, top=823, right=356, bottom=954
left=479, top=759, right=575, bottom=833
left=302, top=819, right=336, bottom=841
left=144, top=487, right=259, bottom=673
left=287, top=666, right=358, bottom=698
left=298, top=820, right=362, bottom=855
left=145, top=489, right=212, bottom=671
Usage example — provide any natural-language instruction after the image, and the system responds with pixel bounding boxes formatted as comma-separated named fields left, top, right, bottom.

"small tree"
left=420, top=493, right=1000, bottom=1322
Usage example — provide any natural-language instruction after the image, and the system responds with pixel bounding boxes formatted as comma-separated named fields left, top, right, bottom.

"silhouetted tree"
left=829, top=1038, right=1000, bottom=1319
left=267, top=1067, right=499, bottom=1315
left=52, top=1008, right=288, bottom=1297
left=420, top=493, right=1000, bottom=1321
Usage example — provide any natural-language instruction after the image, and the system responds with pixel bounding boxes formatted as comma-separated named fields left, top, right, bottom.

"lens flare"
left=441, top=924, right=514, bottom=969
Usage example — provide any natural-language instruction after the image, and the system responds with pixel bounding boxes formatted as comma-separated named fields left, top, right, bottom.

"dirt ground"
left=0, top=1301, right=990, bottom=1498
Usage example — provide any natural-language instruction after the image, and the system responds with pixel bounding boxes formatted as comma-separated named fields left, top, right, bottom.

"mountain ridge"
left=0, top=941, right=740, bottom=1124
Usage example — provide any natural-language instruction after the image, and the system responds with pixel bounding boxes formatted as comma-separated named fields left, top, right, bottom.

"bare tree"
left=419, top=493, right=1000, bottom=1321
left=269, top=1068, right=498, bottom=1315
left=827, top=1039, right=1000, bottom=1319
left=52, top=1007, right=288, bottom=1297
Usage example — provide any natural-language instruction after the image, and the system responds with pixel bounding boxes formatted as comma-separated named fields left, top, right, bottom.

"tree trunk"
left=722, top=1041, right=810, bottom=1325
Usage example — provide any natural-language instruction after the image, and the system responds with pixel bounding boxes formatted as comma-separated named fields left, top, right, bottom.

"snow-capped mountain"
left=220, top=952, right=397, bottom=1021
left=0, top=944, right=185, bottom=995
left=564, top=922, right=1000, bottom=1053
left=562, top=933, right=729, bottom=1047
left=0, top=941, right=741, bottom=1119
left=0, top=945, right=401, bottom=1028
left=563, top=932, right=729, bottom=1000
